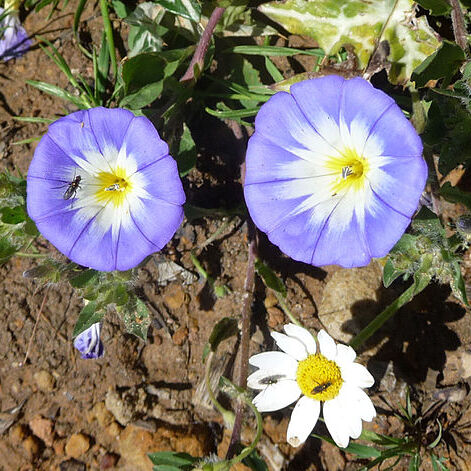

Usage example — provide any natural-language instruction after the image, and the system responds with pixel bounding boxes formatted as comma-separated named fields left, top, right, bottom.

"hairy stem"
left=449, top=0, right=468, bottom=53
left=226, top=221, right=257, bottom=459
left=180, top=6, right=225, bottom=82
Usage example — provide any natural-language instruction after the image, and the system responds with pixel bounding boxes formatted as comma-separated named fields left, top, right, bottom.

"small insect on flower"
left=63, top=175, right=82, bottom=200
left=248, top=324, right=376, bottom=449
left=26, top=107, right=185, bottom=271
left=311, top=381, right=332, bottom=395
left=244, top=75, right=427, bottom=268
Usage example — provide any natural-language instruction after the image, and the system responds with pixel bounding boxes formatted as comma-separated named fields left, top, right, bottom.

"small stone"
left=29, top=415, right=55, bottom=446
left=59, top=458, right=86, bottom=471
left=23, top=435, right=41, bottom=458
left=264, top=293, right=277, bottom=309
left=164, top=285, right=186, bottom=310
left=65, top=433, right=90, bottom=458
left=172, top=327, right=189, bottom=346
left=88, top=402, right=113, bottom=428
left=53, top=439, right=66, bottom=456
left=10, top=424, right=28, bottom=443
left=267, top=307, right=284, bottom=328
left=100, top=452, right=119, bottom=469
left=34, top=370, right=55, bottom=392
left=105, top=390, right=134, bottom=426
left=105, top=421, right=122, bottom=439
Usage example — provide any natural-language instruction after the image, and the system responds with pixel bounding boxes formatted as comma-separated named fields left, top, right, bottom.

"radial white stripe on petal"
left=318, top=330, right=337, bottom=361
left=252, top=380, right=301, bottom=412
left=249, top=352, right=298, bottom=378
left=283, top=324, right=316, bottom=355
left=271, top=332, right=309, bottom=361
left=287, top=396, right=321, bottom=447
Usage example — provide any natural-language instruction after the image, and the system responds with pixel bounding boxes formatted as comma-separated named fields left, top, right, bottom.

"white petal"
left=249, top=352, right=298, bottom=377
left=341, top=362, right=375, bottom=389
left=323, top=397, right=351, bottom=448
left=287, top=396, right=320, bottom=447
left=283, top=324, right=316, bottom=355
left=247, top=369, right=294, bottom=390
left=252, top=380, right=301, bottom=412
left=335, top=344, right=356, bottom=366
left=271, top=332, right=308, bottom=361
left=318, top=329, right=337, bottom=361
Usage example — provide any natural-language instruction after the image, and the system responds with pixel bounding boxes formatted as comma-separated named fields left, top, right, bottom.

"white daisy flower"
left=248, top=324, right=376, bottom=448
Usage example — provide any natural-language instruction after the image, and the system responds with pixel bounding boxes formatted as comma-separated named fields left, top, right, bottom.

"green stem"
left=16, top=252, right=48, bottom=258
left=99, top=0, right=117, bottom=78
left=229, top=399, right=264, bottom=466
left=205, top=352, right=235, bottom=426
left=349, top=280, right=428, bottom=350
left=273, top=291, right=302, bottom=327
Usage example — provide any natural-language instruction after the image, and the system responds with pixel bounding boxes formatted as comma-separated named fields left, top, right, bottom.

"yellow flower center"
left=95, top=167, right=132, bottom=207
left=296, top=353, right=343, bottom=401
left=326, top=147, right=370, bottom=195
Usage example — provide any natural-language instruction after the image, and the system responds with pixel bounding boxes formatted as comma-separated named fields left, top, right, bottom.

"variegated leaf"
left=259, top=0, right=441, bottom=84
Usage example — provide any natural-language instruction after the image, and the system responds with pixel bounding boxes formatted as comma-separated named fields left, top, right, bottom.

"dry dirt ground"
left=2, top=2, right=471, bottom=471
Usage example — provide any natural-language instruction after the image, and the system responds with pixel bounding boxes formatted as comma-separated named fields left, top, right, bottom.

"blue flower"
left=244, top=76, right=427, bottom=268
left=0, top=7, right=31, bottom=61
left=74, top=323, right=104, bottom=359
left=26, top=107, right=185, bottom=271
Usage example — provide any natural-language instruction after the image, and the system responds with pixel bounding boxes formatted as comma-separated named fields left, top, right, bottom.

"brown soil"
left=1, top=2, right=471, bottom=471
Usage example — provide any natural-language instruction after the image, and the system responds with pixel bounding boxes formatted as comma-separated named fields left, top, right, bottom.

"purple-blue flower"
left=74, top=322, right=104, bottom=359
left=0, top=7, right=31, bottom=61
left=244, top=76, right=427, bottom=268
left=26, top=107, right=185, bottom=271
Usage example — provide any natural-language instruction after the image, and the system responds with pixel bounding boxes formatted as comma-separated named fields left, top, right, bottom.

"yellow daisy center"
left=296, top=353, right=343, bottom=401
left=326, top=147, right=370, bottom=195
left=95, top=167, right=132, bottom=207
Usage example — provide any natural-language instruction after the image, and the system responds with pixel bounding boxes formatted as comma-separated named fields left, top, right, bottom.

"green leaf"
left=154, top=0, right=201, bottom=21
left=0, top=236, right=17, bottom=265
left=205, top=106, right=259, bottom=119
left=207, top=317, right=239, bottom=354
left=147, top=451, right=197, bottom=467
left=383, top=259, right=406, bottom=288
left=118, top=297, right=151, bottom=340
left=69, top=269, right=99, bottom=288
left=26, top=80, right=88, bottom=108
left=412, top=40, right=465, bottom=88
left=259, top=0, right=441, bottom=84
left=225, top=45, right=324, bottom=57
left=265, top=56, right=283, bottom=82
left=255, top=259, right=287, bottom=297
left=111, top=0, right=132, bottom=18
left=242, top=450, right=269, bottom=471
left=423, top=94, right=471, bottom=175
left=439, top=182, right=471, bottom=211
left=175, top=123, right=197, bottom=176
left=342, top=442, right=381, bottom=459
left=125, top=2, right=166, bottom=56
left=0, top=206, right=26, bottom=224
left=416, top=0, right=451, bottom=15
left=73, top=301, right=105, bottom=337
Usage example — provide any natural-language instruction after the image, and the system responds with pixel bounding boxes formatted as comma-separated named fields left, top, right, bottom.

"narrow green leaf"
left=154, top=0, right=201, bottom=21
left=205, top=106, right=259, bottom=119
left=225, top=45, right=325, bottom=57
left=147, top=451, right=197, bottom=467
left=264, top=56, right=283, bottom=82
left=176, top=123, right=197, bottom=176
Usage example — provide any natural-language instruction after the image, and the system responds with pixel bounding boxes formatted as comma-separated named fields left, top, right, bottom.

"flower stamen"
left=296, top=353, right=343, bottom=401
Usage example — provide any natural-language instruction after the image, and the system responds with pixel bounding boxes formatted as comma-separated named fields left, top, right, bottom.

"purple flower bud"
left=74, top=323, right=104, bottom=359
left=0, top=8, right=31, bottom=61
